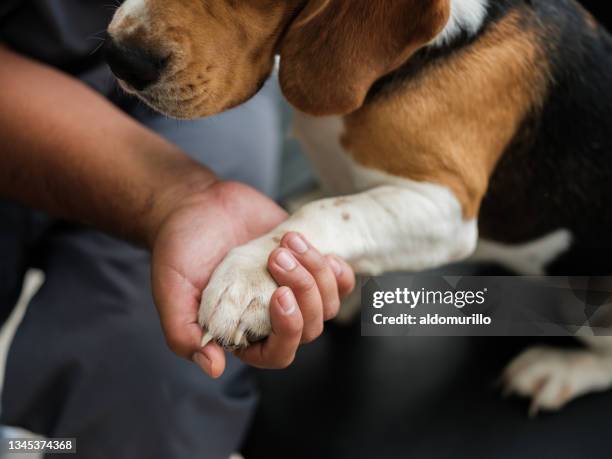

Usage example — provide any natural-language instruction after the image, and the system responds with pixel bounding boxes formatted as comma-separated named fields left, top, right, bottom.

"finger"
left=152, top=263, right=205, bottom=359
left=326, top=255, right=356, bottom=299
left=235, top=287, right=303, bottom=369
left=268, top=247, right=324, bottom=343
left=192, top=342, right=226, bottom=379
left=282, top=233, right=340, bottom=322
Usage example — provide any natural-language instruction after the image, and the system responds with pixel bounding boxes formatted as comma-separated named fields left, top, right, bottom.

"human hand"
left=150, top=180, right=355, bottom=377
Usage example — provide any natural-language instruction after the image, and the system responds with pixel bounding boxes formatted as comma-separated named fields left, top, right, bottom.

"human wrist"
left=144, top=156, right=219, bottom=249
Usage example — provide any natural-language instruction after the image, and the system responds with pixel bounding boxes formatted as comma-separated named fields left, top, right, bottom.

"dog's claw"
left=233, top=328, right=245, bottom=347
left=200, top=331, right=214, bottom=348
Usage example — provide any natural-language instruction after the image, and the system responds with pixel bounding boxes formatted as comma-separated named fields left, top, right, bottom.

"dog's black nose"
left=103, top=40, right=166, bottom=90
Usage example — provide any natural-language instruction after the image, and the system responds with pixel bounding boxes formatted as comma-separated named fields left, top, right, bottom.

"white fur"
left=108, top=0, right=149, bottom=37
left=199, top=113, right=478, bottom=346
left=471, top=227, right=612, bottom=413
left=502, top=345, right=612, bottom=416
left=291, top=114, right=479, bottom=274
left=432, top=0, right=489, bottom=47
left=471, top=229, right=573, bottom=275
left=290, top=115, right=356, bottom=195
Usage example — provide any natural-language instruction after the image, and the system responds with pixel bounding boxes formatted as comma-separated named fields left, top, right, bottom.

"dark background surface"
left=242, top=267, right=612, bottom=459
left=579, top=0, right=611, bottom=31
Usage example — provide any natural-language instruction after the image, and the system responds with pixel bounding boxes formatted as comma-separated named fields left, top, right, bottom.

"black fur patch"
left=480, top=0, right=612, bottom=274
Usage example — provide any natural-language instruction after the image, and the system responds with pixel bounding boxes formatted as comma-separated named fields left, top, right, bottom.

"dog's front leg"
left=199, top=183, right=478, bottom=347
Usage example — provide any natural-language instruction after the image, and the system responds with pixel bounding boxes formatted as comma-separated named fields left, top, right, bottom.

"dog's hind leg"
left=502, top=337, right=612, bottom=416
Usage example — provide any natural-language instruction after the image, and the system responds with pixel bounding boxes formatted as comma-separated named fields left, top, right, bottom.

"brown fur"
left=109, top=0, right=303, bottom=118
left=280, top=0, right=451, bottom=116
left=110, top=1, right=550, bottom=221
left=340, top=9, right=551, bottom=219
left=110, top=0, right=451, bottom=118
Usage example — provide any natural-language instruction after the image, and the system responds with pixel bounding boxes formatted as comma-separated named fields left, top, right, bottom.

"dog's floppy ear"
left=279, top=0, right=450, bottom=116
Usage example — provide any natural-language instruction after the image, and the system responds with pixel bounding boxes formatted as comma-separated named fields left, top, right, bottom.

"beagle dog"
left=106, top=0, right=612, bottom=414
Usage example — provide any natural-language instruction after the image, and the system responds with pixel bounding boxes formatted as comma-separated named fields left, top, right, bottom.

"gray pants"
left=0, top=85, right=281, bottom=459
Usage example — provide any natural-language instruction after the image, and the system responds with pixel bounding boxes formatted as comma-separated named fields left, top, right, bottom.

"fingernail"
left=287, top=234, right=308, bottom=254
left=329, top=257, right=343, bottom=276
left=276, top=250, right=297, bottom=271
left=192, top=351, right=212, bottom=374
left=278, top=288, right=297, bottom=315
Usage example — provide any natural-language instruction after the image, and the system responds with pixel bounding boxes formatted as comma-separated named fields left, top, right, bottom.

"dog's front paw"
left=199, top=242, right=277, bottom=349
left=502, top=346, right=612, bottom=416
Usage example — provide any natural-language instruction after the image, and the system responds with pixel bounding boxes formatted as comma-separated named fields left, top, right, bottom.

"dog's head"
left=106, top=0, right=450, bottom=119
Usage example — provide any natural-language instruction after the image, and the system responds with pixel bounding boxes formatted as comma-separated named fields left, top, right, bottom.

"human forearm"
left=0, top=44, right=216, bottom=246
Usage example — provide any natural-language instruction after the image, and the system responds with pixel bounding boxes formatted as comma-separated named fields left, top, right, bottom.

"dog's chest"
left=292, top=112, right=394, bottom=194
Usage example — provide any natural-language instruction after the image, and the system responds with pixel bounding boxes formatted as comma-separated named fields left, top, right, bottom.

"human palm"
left=151, top=181, right=287, bottom=359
